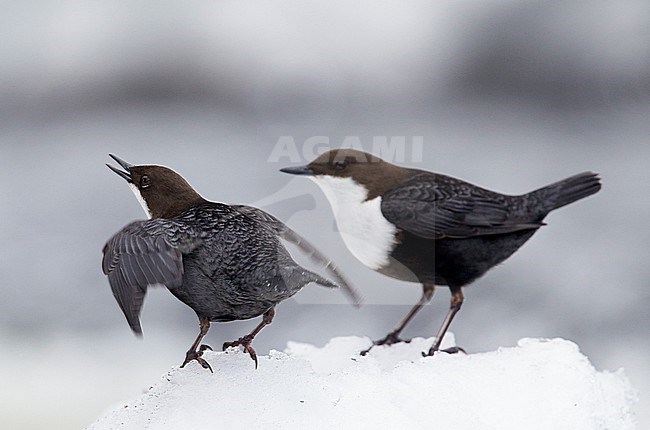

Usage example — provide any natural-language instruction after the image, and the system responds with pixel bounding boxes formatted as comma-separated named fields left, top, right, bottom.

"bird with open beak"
left=104, top=154, right=360, bottom=371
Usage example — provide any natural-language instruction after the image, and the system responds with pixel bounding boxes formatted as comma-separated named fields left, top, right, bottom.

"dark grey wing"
left=102, top=220, right=185, bottom=335
left=380, top=175, right=543, bottom=239
left=232, top=205, right=362, bottom=306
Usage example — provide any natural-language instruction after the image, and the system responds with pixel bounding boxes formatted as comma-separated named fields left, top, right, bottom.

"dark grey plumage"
left=231, top=204, right=360, bottom=303
left=377, top=171, right=602, bottom=288
left=103, top=203, right=336, bottom=334
left=281, top=149, right=602, bottom=356
left=103, top=155, right=357, bottom=371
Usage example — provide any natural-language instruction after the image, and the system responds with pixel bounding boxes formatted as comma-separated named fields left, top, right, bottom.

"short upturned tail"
left=530, top=172, right=602, bottom=215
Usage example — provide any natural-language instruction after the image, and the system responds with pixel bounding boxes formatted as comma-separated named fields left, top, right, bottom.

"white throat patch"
left=128, top=183, right=152, bottom=219
left=309, top=175, right=397, bottom=270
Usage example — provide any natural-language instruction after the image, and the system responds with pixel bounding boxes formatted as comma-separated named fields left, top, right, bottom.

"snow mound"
left=87, top=336, right=637, bottom=430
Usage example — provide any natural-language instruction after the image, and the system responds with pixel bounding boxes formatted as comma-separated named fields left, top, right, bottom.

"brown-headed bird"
left=281, top=149, right=600, bottom=356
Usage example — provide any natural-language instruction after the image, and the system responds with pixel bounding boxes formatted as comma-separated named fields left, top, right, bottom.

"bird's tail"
left=306, top=271, right=340, bottom=289
left=234, top=204, right=362, bottom=306
left=528, top=171, right=602, bottom=215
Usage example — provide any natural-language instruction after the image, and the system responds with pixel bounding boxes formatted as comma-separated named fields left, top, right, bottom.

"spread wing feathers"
left=380, top=175, right=543, bottom=239
left=232, top=205, right=362, bottom=306
left=102, top=220, right=188, bottom=335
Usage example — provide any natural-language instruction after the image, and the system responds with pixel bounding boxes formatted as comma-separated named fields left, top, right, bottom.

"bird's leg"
left=361, top=283, right=435, bottom=356
left=424, top=286, right=466, bottom=356
left=181, top=317, right=213, bottom=372
left=222, top=307, right=275, bottom=369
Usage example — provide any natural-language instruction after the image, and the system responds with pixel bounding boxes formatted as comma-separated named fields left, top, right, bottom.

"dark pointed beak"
left=280, top=165, right=314, bottom=176
left=106, top=154, right=133, bottom=182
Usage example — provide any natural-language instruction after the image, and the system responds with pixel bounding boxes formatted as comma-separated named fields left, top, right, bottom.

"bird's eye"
left=140, top=175, right=151, bottom=189
left=334, top=160, right=348, bottom=170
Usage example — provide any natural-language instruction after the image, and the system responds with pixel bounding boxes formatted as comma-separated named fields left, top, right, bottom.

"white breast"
left=309, top=176, right=397, bottom=270
left=128, top=183, right=152, bottom=219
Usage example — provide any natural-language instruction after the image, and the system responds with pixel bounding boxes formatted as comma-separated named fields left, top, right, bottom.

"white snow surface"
left=87, top=335, right=637, bottom=430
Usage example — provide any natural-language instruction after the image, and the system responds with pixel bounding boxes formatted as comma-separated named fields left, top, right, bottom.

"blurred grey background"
left=1, top=1, right=648, bottom=428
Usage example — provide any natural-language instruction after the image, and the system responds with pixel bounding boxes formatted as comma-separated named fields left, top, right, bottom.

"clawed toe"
left=243, top=344, right=258, bottom=369
left=422, top=344, right=467, bottom=357
left=222, top=335, right=258, bottom=368
left=199, top=344, right=212, bottom=352
left=181, top=348, right=213, bottom=373
left=440, top=346, right=466, bottom=355
left=222, top=336, right=245, bottom=351
left=360, top=333, right=411, bottom=356
left=221, top=340, right=237, bottom=351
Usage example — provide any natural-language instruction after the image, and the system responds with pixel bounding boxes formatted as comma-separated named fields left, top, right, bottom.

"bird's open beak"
left=279, top=165, right=314, bottom=176
left=106, top=154, right=133, bottom=182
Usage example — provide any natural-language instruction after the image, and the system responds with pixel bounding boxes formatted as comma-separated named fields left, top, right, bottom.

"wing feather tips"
left=127, top=290, right=145, bottom=336
left=107, top=269, right=145, bottom=336
left=102, top=221, right=186, bottom=335
left=101, top=242, right=112, bottom=275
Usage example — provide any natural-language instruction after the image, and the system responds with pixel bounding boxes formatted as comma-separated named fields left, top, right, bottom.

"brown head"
left=280, top=149, right=414, bottom=199
left=107, top=154, right=206, bottom=219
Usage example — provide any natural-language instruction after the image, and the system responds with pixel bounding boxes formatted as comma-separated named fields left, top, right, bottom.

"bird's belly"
left=375, top=234, right=438, bottom=283
left=171, top=267, right=290, bottom=322
left=171, top=284, right=277, bottom=322
left=377, top=229, right=539, bottom=286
